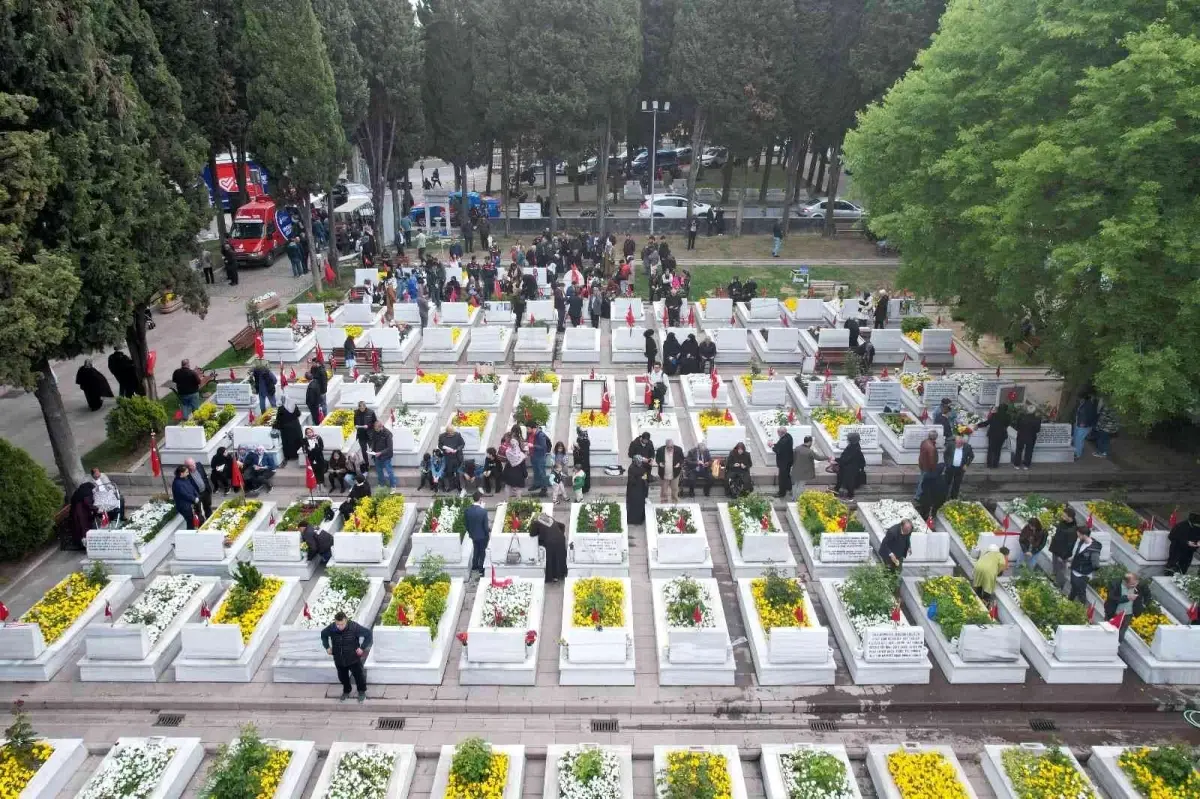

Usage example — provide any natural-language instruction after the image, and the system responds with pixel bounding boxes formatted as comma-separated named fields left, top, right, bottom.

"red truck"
left=229, top=199, right=293, bottom=268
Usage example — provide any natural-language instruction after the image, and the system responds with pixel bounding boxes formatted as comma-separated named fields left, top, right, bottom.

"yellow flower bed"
left=1086, top=500, right=1145, bottom=548
left=523, top=368, right=560, bottom=389
left=344, top=324, right=364, bottom=340
left=342, top=494, right=406, bottom=543
left=1118, top=746, right=1200, bottom=799
left=904, top=330, right=923, bottom=344
left=576, top=410, right=610, bottom=427
left=658, top=751, right=731, bottom=799
left=887, top=750, right=971, bottom=799
left=698, top=409, right=734, bottom=431
left=1131, top=612, right=1174, bottom=645
left=811, top=406, right=857, bottom=438
left=383, top=578, right=451, bottom=631
left=941, top=500, right=998, bottom=550
left=0, top=741, right=52, bottom=796
left=899, top=370, right=930, bottom=392
left=21, top=572, right=105, bottom=644
left=417, top=373, right=450, bottom=391
left=783, top=297, right=798, bottom=312
left=451, top=328, right=463, bottom=344
left=750, top=577, right=811, bottom=630
left=212, top=578, right=284, bottom=642
left=1000, top=746, right=1095, bottom=799
left=451, top=409, right=490, bottom=435
left=797, top=491, right=852, bottom=534
left=446, top=753, right=508, bottom=799
left=321, top=408, right=356, bottom=439
left=255, top=748, right=292, bottom=799
left=572, top=577, right=625, bottom=627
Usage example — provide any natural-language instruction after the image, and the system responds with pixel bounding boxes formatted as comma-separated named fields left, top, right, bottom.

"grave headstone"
left=263, top=328, right=295, bottom=347
left=295, top=303, right=327, bottom=326
left=85, top=530, right=139, bottom=560
left=424, top=327, right=453, bottom=350
left=564, top=328, right=598, bottom=351
left=871, top=329, right=904, bottom=352
left=368, top=327, right=401, bottom=350
left=527, top=299, right=554, bottom=320
left=612, top=328, right=643, bottom=350
left=213, top=382, right=253, bottom=407
left=902, top=425, right=940, bottom=448
left=997, top=384, right=1026, bottom=405
left=864, top=381, right=902, bottom=408
left=704, top=298, right=733, bottom=319
left=1037, top=424, right=1071, bottom=446
left=862, top=627, right=926, bottom=662
left=974, top=379, right=1004, bottom=405
left=354, top=268, right=376, bottom=287
left=714, top=328, right=747, bottom=350
left=573, top=534, right=624, bottom=565
left=922, top=380, right=960, bottom=408
left=517, top=327, right=547, bottom=348
left=341, top=303, right=375, bottom=325
left=792, top=299, right=827, bottom=320
left=253, top=532, right=300, bottom=562
left=765, top=328, right=800, bottom=352
left=750, top=381, right=787, bottom=406
left=921, top=329, right=953, bottom=353
left=473, top=327, right=503, bottom=349
left=749, top=297, right=778, bottom=318
left=441, top=302, right=471, bottom=324
left=339, top=383, right=375, bottom=405
left=817, top=328, right=850, bottom=349
left=581, top=379, right=606, bottom=409
left=837, top=425, right=879, bottom=448
left=818, top=533, right=870, bottom=563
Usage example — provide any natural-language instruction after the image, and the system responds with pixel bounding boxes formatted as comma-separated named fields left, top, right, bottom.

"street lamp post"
left=640, top=100, right=669, bottom=236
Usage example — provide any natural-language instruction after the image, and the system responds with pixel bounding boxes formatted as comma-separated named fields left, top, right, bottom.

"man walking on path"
left=772, top=221, right=783, bottom=257
left=773, top=427, right=794, bottom=498
left=321, top=612, right=372, bottom=702
left=465, top=491, right=489, bottom=578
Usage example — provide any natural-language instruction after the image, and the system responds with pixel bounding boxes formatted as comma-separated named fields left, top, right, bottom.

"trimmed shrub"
left=0, top=439, right=61, bottom=560
left=105, top=396, right=168, bottom=451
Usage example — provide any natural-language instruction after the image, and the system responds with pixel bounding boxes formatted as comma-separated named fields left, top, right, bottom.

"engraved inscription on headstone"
left=252, top=532, right=300, bottom=562
left=818, top=533, right=870, bottom=563
left=581, top=380, right=606, bottom=410
left=86, top=530, right=139, bottom=560
left=573, top=533, right=625, bottom=565
left=837, top=425, right=879, bottom=448
left=1037, top=424, right=1072, bottom=446
left=922, top=380, right=960, bottom=408
left=862, top=626, right=926, bottom=662
left=213, top=383, right=252, bottom=406
left=864, top=380, right=902, bottom=408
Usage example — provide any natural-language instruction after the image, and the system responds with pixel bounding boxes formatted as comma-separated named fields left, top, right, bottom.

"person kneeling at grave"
left=301, top=522, right=334, bottom=566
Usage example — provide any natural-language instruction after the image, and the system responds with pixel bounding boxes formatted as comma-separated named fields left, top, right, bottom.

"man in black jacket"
left=943, top=436, right=974, bottom=499
left=300, top=522, right=334, bottom=566
left=353, top=401, right=377, bottom=466
left=1011, top=404, right=1042, bottom=470
left=172, top=359, right=202, bottom=420
left=321, top=612, right=373, bottom=701
left=1067, top=527, right=1102, bottom=602
left=773, top=428, right=795, bottom=499
left=1167, top=512, right=1200, bottom=576
left=1047, top=506, right=1080, bottom=589
left=880, top=520, right=913, bottom=571
left=1102, top=571, right=1145, bottom=636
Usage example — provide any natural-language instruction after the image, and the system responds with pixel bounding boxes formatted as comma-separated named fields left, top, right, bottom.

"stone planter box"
left=572, top=373, right=616, bottom=408
left=785, top=503, right=873, bottom=578
left=1072, top=499, right=1166, bottom=574
left=85, top=514, right=183, bottom=578
left=78, top=575, right=222, bottom=682
left=717, top=503, right=796, bottom=579
left=570, top=412, right=618, bottom=468
left=610, top=326, right=652, bottom=364
left=982, top=744, right=1099, bottom=799
left=283, top=374, right=344, bottom=407
left=652, top=746, right=748, bottom=799
left=310, top=743, right=416, bottom=799
left=1004, top=421, right=1073, bottom=463
left=513, top=327, right=554, bottom=361
left=515, top=376, right=560, bottom=409
left=611, top=296, right=644, bottom=323
left=696, top=298, right=735, bottom=330
left=561, top=326, right=601, bottom=362
left=898, top=328, right=955, bottom=367
left=430, top=745, right=524, bottom=799
left=566, top=502, right=629, bottom=577
left=993, top=579, right=1125, bottom=683
left=458, top=578, right=544, bottom=685
left=900, top=577, right=1027, bottom=684
left=737, top=578, right=834, bottom=685
left=160, top=412, right=246, bottom=466
left=523, top=298, right=555, bottom=323
left=858, top=502, right=955, bottom=576
left=486, top=502, right=553, bottom=577
left=735, top=298, right=784, bottom=326
left=869, top=410, right=943, bottom=466
left=262, top=327, right=316, bottom=363
left=400, top=374, right=456, bottom=406
left=627, top=375, right=675, bottom=408
left=418, top=326, right=469, bottom=363
left=731, top=376, right=790, bottom=409
left=558, top=576, right=635, bottom=685
left=271, top=575, right=386, bottom=682
left=799, top=327, right=851, bottom=360
left=713, top=327, right=751, bottom=364
left=389, top=412, right=439, bottom=467
left=361, top=326, right=420, bottom=365
left=868, top=329, right=907, bottom=365
left=467, top=326, right=514, bottom=363
left=652, top=297, right=696, bottom=327
left=817, top=577, right=932, bottom=684
left=338, top=302, right=388, bottom=328
left=748, top=411, right=811, bottom=463
left=544, top=746, right=633, bottom=799
left=936, top=505, right=1013, bottom=580
left=1089, top=746, right=1172, bottom=799
left=458, top=375, right=508, bottom=409
left=762, top=745, right=861, bottom=799
left=459, top=413, right=497, bottom=459
left=0, top=738, right=87, bottom=799
left=867, top=744, right=977, bottom=799
left=784, top=375, right=844, bottom=418
left=336, top=375, right=400, bottom=415
left=749, top=328, right=805, bottom=365
left=631, top=410, right=683, bottom=452
left=0, top=575, right=134, bottom=681
left=1100, top=589, right=1200, bottom=684
left=434, top=300, right=480, bottom=327
left=407, top=530, right=473, bottom=576
left=329, top=504, right=415, bottom=579
left=651, top=578, right=734, bottom=685
left=76, top=737, right=204, bottom=799
left=646, top=503, right=712, bottom=578
left=252, top=503, right=341, bottom=579
left=367, top=578, right=465, bottom=684
left=687, top=411, right=746, bottom=455
left=783, top=299, right=835, bottom=326
left=175, top=576, right=302, bottom=682
left=169, top=501, right=273, bottom=577
left=1151, top=575, right=1199, bottom=626
left=811, top=416, right=883, bottom=466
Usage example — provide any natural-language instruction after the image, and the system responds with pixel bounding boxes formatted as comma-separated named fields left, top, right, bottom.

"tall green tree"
left=589, top=0, right=640, bottom=234
left=845, top=0, right=1200, bottom=426
left=241, top=0, right=347, bottom=288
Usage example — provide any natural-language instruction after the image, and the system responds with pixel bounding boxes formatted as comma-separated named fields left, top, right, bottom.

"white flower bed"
left=655, top=507, right=696, bottom=535
left=870, top=499, right=931, bottom=533
left=426, top=503, right=465, bottom=534
left=780, top=749, right=855, bottom=799
left=663, top=577, right=715, bottom=628
left=200, top=504, right=251, bottom=539
left=325, top=747, right=394, bottom=799
left=298, top=584, right=361, bottom=631
left=392, top=410, right=430, bottom=433
left=78, top=739, right=176, bottom=799
left=835, top=583, right=905, bottom=641
left=946, top=372, right=982, bottom=399
left=118, top=575, right=200, bottom=645
left=557, top=746, right=622, bottom=799
left=482, top=581, right=534, bottom=628
left=120, top=502, right=176, bottom=544
left=633, top=409, right=675, bottom=428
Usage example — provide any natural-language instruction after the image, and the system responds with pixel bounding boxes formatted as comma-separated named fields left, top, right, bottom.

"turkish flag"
left=1086, top=603, right=1095, bottom=623
left=1086, top=514, right=1094, bottom=530
left=692, top=605, right=702, bottom=624
left=950, top=340, right=958, bottom=357
left=710, top=381, right=718, bottom=400
left=730, top=313, right=736, bottom=325
left=280, top=366, right=288, bottom=388
left=644, top=383, right=653, bottom=407
left=99, top=511, right=109, bottom=528
left=372, top=349, right=381, bottom=372
left=173, top=409, right=184, bottom=421
left=794, top=605, right=805, bottom=624
left=149, top=436, right=162, bottom=478
left=327, top=312, right=335, bottom=324
left=687, top=307, right=695, bottom=326
left=920, top=356, right=927, bottom=367
left=662, top=305, right=669, bottom=327
left=1002, top=514, right=1011, bottom=531
left=601, top=389, right=611, bottom=415
left=625, top=306, right=635, bottom=328
left=397, top=605, right=408, bottom=624
left=881, top=367, right=889, bottom=378
left=248, top=406, right=256, bottom=424
left=200, top=601, right=211, bottom=620
left=787, top=408, right=796, bottom=424
left=1110, top=610, right=1126, bottom=630
left=837, top=515, right=848, bottom=531
left=1188, top=603, right=1198, bottom=623
left=305, top=460, right=318, bottom=491
left=926, top=515, right=934, bottom=530
left=780, top=312, right=789, bottom=328
left=676, top=515, right=686, bottom=532
left=890, top=605, right=902, bottom=622
left=253, top=332, right=265, bottom=359
left=995, top=366, right=1002, bottom=378
left=433, top=313, right=440, bottom=325
left=104, top=601, right=112, bottom=620
left=919, top=408, right=928, bottom=422
left=302, top=602, right=312, bottom=620
left=289, top=368, right=297, bottom=382
left=192, top=511, right=201, bottom=528
left=490, top=565, right=512, bottom=588
left=989, top=603, right=998, bottom=620
left=229, top=368, right=237, bottom=381
left=269, top=512, right=277, bottom=527
left=0, top=601, right=8, bottom=622
left=594, top=515, right=605, bottom=532
left=855, top=407, right=863, bottom=421
left=724, top=408, right=732, bottom=422
left=1169, top=508, right=1179, bottom=528
left=824, top=368, right=832, bottom=380
left=231, top=458, right=244, bottom=489
left=352, top=366, right=360, bottom=380
left=315, top=342, right=324, bottom=364
left=324, top=261, right=337, bottom=284
left=589, top=368, right=596, bottom=379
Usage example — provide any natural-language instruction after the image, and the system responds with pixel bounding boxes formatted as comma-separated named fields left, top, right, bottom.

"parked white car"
left=638, top=194, right=712, bottom=219
left=799, top=198, right=864, bottom=219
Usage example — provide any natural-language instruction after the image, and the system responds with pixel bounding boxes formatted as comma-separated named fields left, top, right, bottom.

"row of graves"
left=11, top=714, right=1197, bottom=799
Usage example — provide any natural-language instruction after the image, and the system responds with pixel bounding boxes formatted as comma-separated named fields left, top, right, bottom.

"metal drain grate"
left=591, top=719, right=619, bottom=733
left=809, top=720, right=838, bottom=732
left=376, top=717, right=406, bottom=731
left=153, top=713, right=184, bottom=728
left=1029, top=718, right=1057, bottom=732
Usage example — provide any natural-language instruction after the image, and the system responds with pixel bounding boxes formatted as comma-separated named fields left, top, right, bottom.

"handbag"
left=505, top=533, right=522, bottom=565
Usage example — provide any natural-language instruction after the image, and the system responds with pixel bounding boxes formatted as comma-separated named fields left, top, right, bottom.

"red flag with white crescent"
left=1110, top=610, right=1126, bottom=630
left=0, top=601, right=8, bottom=622
left=229, top=368, right=237, bottom=381
left=780, top=312, right=789, bottom=328
left=644, top=383, right=653, bottom=408
left=305, top=460, right=317, bottom=491
left=1189, top=604, right=1198, bottom=622
left=315, top=342, right=324, bottom=363
left=687, top=307, right=696, bottom=326
left=601, top=389, right=611, bottom=415
left=253, top=332, right=264, bottom=359
left=625, top=305, right=635, bottom=328
left=950, top=340, right=958, bottom=357
left=303, top=603, right=312, bottom=619
left=1086, top=603, right=1095, bottom=623
left=890, top=605, right=901, bottom=623
left=192, top=511, right=200, bottom=528
left=231, top=458, right=244, bottom=489
left=1170, top=508, right=1179, bottom=528
left=279, top=365, right=288, bottom=388
left=710, top=381, right=718, bottom=400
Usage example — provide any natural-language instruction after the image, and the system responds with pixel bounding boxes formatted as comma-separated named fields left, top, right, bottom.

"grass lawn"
left=489, top=233, right=886, bottom=262
left=685, top=264, right=899, bottom=300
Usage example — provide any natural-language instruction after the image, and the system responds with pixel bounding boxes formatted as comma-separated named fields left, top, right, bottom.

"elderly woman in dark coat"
left=273, top=397, right=305, bottom=465
left=76, top=360, right=114, bottom=411
left=625, top=456, right=651, bottom=525
left=68, top=481, right=96, bottom=548
left=662, top=332, right=682, bottom=376
left=531, top=512, right=568, bottom=582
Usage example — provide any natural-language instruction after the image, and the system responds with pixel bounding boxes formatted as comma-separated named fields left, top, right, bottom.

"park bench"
left=329, top=346, right=383, bottom=370
left=228, top=326, right=257, bottom=351
left=1016, top=335, right=1042, bottom=358
left=807, top=280, right=841, bottom=299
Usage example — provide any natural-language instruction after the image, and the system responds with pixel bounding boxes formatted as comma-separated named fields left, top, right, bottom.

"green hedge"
left=0, top=439, right=61, bottom=560
left=105, top=396, right=168, bottom=451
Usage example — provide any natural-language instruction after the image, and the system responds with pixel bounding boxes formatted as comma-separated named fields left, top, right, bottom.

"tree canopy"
left=844, top=0, right=1200, bottom=427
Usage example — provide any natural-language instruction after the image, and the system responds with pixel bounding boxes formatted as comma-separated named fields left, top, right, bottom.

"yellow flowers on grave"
left=383, top=576, right=451, bottom=635
left=1118, top=746, right=1200, bottom=799
left=212, top=575, right=283, bottom=643
left=887, top=750, right=971, bottom=799
left=1131, top=612, right=1174, bottom=646
left=450, top=328, right=463, bottom=344
left=452, top=409, right=490, bottom=435
left=658, top=751, right=732, bottom=799
left=739, top=375, right=756, bottom=395
left=698, top=409, right=734, bottom=431
left=1000, top=745, right=1095, bottom=799
left=1086, top=500, right=1146, bottom=547
left=417, top=373, right=450, bottom=391
left=577, top=410, right=610, bottom=427
left=254, top=748, right=292, bottom=799
left=342, top=495, right=406, bottom=543
left=321, top=409, right=356, bottom=439
left=904, top=330, right=923, bottom=344
left=20, top=572, right=106, bottom=644
left=783, top=297, right=798, bottom=312
left=523, top=368, right=560, bottom=389
left=180, top=403, right=238, bottom=438
left=941, top=501, right=999, bottom=550
left=0, top=740, right=52, bottom=796
left=751, top=572, right=811, bottom=631
left=811, top=406, right=856, bottom=438
left=445, top=743, right=509, bottom=799
left=343, top=325, right=364, bottom=340
left=572, top=577, right=625, bottom=628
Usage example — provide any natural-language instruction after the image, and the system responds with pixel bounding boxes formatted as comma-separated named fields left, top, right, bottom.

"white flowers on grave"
left=118, top=575, right=201, bottom=646
left=326, top=747, right=395, bottom=799
left=633, top=409, right=675, bottom=429
left=78, top=739, right=177, bottom=799
left=298, top=582, right=361, bottom=631
left=946, top=371, right=983, bottom=400
left=870, top=499, right=931, bottom=533
left=120, top=501, right=176, bottom=545
left=391, top=410, right=432, bottom=434
left=557, top=745, right=622, bottom=799
left=481, top=580, right=533, bottom=628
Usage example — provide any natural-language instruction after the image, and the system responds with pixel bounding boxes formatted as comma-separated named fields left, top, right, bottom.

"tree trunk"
left=572, top=162, right=580, bottom=204
left=502, top=142, right=512, bottom=238
left=758, top=137, right=775, bottom=203
left=794, top=136, right=809, bottom=202
left=35, top=358, right=85, bottom=496
left=822, top=136, right=844, bottom=238
left=720, top=159, right=734, bottom=205
left=389, top=177, right=402, bottom=250
left=125, top=307, right=157, bottom=401
left=805, top=142, right=819, bottom=187
left=597, top=113, right=612, bottom=241
left=547, top=152, right=559, bottom=235
left=324, top=192, right=337, bottom=274
left=781, top=134, right=804, bottom=235
left=814, top=151, right=827, bottom=195
left=486, top=140, right=494, bottom=194
left=207, top=148, right=229, bottom=253
left=299, top=196, right=322, bottom=290
left=736, top=160, right=749, bottom=237
left=684, top=106, right=705, bottom=228
left=233, top=143, right=250, bottom=215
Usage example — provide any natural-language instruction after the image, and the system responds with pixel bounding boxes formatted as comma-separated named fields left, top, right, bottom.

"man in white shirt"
left=943, top=436, right=974, bottom=499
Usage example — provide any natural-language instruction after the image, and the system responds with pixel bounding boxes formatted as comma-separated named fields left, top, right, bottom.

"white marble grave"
left=786, top=503, right=873, bottom=579
left=750, top=327, right=804, bottom=365
left=261, top=326, right=316, bottom=362
left=309, top=743, right=416, bottom=799
left=1073, top=499, right=1167, bottom=574
left=85, top=512, right=183, bottom=578
left=713, top=327, right=751, bottom=364
left=429, top=745, right=524, bottom=799
left=361, top=325, right=420, bottom=364
left=680, top=374, right=729, bottom=409
left=784, top=299, right=834, bottom=326
left=610, top=326, right=651, bottom=364
left=646, top=504, right=713, bottom=578
left=735, top=297, right=783, bottom=326
left=817, top=577, right=932, bottom=684
left=458, top=374, right=509, bottom=409
left=737, top=579, right=835, bottom=685
left=651, top=578, right=735, bottom=685
left=899, top=328, right=955, bottom=366
left=870, top=410, right=942, bottom=466
left=687, top=410, right=746, bottom=455
left=858, top=501, right=955, bottom=576
left=335, top=374, right=400, bottom=414
left=762, top=745, right=861, bottom=799
left=748, top=412, right=810, bottom=463
left=419, top=326, right=468, bottom=363
left=982, top=744, right=1099, bottom=799
left=561, top=326, right=601, bottom=362
left=696, top=297, right=734, bottom=330
left=3, top=739, right=87, bottom=799
left=467, top=326, right=514, bottom=362
left=566, top=503, right=629, bottom=577
left=458, top=578, right=545, bottom=685
left=271, top=576, right=386, bottom=682
left=810, top=415, right=884, bottom=466
left=513, top=326, right=554, bottom=361
left=544, top=746, right=633, bottom=799
left=653, top=747, right=748, bottom=799
left=867, top=744, right=977, bottom=799
left=486, top=502, right=552, bottom=577
left=437, top=300, right=480, bottom=326
left=400, top=373, right=456, bottom=406
left=717, top=503, right=797, bottom=579
left=937, top=506, right=1012, bottom=580
left=367, top=578, right=465, bottom=684
left=160, top=409, right=246, bottom=466
left=75, top=737, right=204, bottom=799
left=329, top=504, right=415, bottom=579
left=1089, top=746, right=1175, bottom=799
left=168, top=500, right=274, bottom=577
left=731, top=375, right=790, bottom=409
left=558, top=576, right=635, bottom=685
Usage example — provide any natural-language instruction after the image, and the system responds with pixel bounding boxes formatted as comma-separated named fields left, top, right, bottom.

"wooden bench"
left=814, top=348, right=850, bottom=370
left=347, top=287, right=373, bottom=304
left=807, top=280, right=839, bottom=299
left=1016, top=336, right=1041, bottom=358
left=329, top=346, right=383, bottom=370
left=229, top=326, right=257, bottom=351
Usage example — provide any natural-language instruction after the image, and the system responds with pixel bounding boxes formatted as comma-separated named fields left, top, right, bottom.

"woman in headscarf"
left=625, top=455, right=651, bottom=525
left=210, top=446, right=234, bottom=495
left=662, top=332, right=682, bottom=376
left=679, top=333, right=701, bottom=375
left=572, top=427, right=591, bottom=495
left=725, top=442, right=753, bottom=497
left=107, top=349, right=143, bottom=397
left=302, top=427, right=327, bottom=485
left=75, top=359, right=113, bottom=411
left=171, top=465, right=201, bottom=529
left=273, top=397, right=305, bottom=465
left=531, top=512, right=568, bottom=582
left=835, top=431, right=867, bottom=499
left=68, top=481, right=96, bottom=548
left=327, top=449, right=350, bottom=493
left=643, top=329, right=658, bottom=374
left=503, top=437, right=527, bottom=497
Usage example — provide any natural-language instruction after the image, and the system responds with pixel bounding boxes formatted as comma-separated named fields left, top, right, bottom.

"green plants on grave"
left=781, top=748, right=853, bottom=799
left=839, top=564, right=900, bottom=619
left=449, top=737, right=494, bottom=785
left=1117, top=745, right=1200, bottom=798
left=3, top=701, right=45, bottom=773
left=578, top=502, right=622, bottom=533
left=728, top=493, right=778, bottom=549
left=180, top=403, right=238, bottom=439
left=381, top=554, right=450, bottom=636
left=324, top=567, right=369, bottom=602
left=919, top=575, right=994, bottom=641
left=277, top=500, right=331, bottom=532
left=223, top=562, right=266, bottom=618
left=513, top=395, right=550, bottom=428
left=85, top=560, right=110, bottom=589
left=0, top=439, right=62, bottom=562
left=201, top=724, right=288, bottom=799
left=1007, top=570, right=1088, bottom=638
left=502, top=498, right=543, bottom=532
left=104, top=396, right=169, bottom=450
left=900, top=316, right=932, bottom=335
